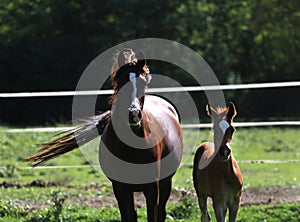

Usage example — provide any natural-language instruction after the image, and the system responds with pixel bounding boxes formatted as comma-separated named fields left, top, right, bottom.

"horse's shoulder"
left=194, top=142, right=215, bottom=170
left=230, top=155, right=243, bottom=186
left=198, top=141, right=213, bottom=149
left=199, top=142, right=214, bottom=156
left=144, top=95, right=179, bottom=120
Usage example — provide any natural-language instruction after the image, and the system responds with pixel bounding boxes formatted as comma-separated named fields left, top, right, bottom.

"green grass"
left=0, top=196, right=299, bottom=221
left=1, top=127, right=299, bottom=188
left=237, top=203, right=300, bottom=222
left=1, top=127, right=300, bottom=221
left=241, top=162, right=300, bottom=189
left=232, top=128, right=300, bottom=161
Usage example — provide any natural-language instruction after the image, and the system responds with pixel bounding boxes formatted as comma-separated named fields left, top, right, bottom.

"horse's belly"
left=195, top=167, right=242, bottom=200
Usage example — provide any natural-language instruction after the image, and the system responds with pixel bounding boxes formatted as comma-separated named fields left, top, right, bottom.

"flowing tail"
left=24, top=110, right=111, bottom=167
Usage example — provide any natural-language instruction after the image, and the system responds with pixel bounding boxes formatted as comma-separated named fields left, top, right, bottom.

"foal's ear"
left=206, top=104, right=217, bottom=117
left=206, top=104, right=211, bottom=117
left=227, top=102, right=237, bottom=119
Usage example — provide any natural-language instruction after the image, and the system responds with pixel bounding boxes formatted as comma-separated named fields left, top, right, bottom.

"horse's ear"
left=137, top=50, right=147, bottom=65
left=206, top=103, right=218, bottom=117
left=227, top=102, right=237, bottom=119
left=206, top=104, right=212, bottom=117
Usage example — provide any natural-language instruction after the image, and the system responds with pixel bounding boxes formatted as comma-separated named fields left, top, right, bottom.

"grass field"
left=0, top=197, right=299, bottom=222
left=0, top=127, right=300, bottom=221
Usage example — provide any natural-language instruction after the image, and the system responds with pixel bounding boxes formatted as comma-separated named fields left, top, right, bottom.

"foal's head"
left=207, top=102, right=237, bottom=161
left=110, top=48, right=151, bottom=127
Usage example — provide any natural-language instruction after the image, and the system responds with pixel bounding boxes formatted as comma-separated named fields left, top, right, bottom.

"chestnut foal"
left=193, top=102, right=243, bottom=222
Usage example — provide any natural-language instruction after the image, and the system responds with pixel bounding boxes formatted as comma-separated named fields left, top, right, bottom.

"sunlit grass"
left=0, top=127, right=299, bottom=188
left=0, top=126, right=299, bottom=221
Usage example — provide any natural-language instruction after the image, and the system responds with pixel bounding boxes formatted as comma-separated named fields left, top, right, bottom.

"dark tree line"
left=0, top=0, right=299, bottom=125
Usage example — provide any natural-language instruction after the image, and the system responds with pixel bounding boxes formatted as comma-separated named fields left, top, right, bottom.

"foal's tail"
left=24, top=110, right=111, bottom=167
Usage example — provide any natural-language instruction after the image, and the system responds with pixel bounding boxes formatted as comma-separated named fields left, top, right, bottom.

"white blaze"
left=219, top=120, right=230, bottom=135
left=129, top=72, right=137, bottom=103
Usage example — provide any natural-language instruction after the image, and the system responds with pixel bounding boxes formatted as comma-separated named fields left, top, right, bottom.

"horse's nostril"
left=128, top=107, right=142, bottom=127
left=225, top=147, right=231, bottom=156
left=219, top=145, right=231, bottom=160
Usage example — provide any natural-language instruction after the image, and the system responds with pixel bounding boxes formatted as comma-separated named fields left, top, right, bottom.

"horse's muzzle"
left=219, top=144, right=231, bottom=160
left=128, top=105, right=142, bottom=127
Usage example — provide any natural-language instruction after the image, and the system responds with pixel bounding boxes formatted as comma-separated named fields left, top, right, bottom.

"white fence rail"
left=0, top=81, right=300, bottom=98
left=0, top=80, right=299, bottom=132
left=0, top=81, right=299, bottom=170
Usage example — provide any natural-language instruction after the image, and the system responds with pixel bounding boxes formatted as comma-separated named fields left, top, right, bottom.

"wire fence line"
left=1, top=127, right=74, bottom=133
left=3, top=159, right=298, bottom=171
left=0, top=81, right=300, bottom=98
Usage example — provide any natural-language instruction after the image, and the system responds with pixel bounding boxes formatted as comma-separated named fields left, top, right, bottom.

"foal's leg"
left=112, top=183, right=137, bottom=222
left=197, top=194, right=210, bottom=222
left=228, top=196, right=241, bottom=222
left=212, top=199, right=227, bottom=222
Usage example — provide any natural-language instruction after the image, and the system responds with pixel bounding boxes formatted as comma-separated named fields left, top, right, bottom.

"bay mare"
left=25, top=48, right=183, bottom=222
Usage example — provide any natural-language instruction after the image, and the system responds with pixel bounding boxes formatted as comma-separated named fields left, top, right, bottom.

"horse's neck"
left=111, top=106, right=149, bottom=139
left=111, top=99, right=129, bottom=112
left=213, top=133, right=223, bottom=149
left=210, top=133, right=241, bottom=179
left=211, top=156, right=234, bottom=179
left=211, top=142, right=235, bottom=173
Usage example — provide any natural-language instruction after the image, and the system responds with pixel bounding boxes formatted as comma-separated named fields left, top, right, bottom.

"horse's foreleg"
left=143, top=183, right=159, bottom=222
left=212, top=199, right=227, bottom=222
left=112, top=183, right=137, bottom=222
left=157, top=179, right=172, bottom=222
left=196, top=194, right=210, bottom=222
left=228, top=195, right=241, bottom=222
left=143, top=180, right=172, bottom=222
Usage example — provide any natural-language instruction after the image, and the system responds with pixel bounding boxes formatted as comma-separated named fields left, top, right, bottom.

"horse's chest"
left=201, top=164, right=241, bottom=196
left=103, top=141, right=157, bottom=164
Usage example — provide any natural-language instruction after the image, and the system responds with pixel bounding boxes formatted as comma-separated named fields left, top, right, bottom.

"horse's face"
left=207, top=102, right=237, bottom=161
left=111, top=49, right=152, bottom=127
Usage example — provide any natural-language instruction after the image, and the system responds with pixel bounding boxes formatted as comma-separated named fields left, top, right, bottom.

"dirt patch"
left=87, top=187, right=300, bottom=208
left=1, top=180, right=299, bottom=208
left=241, top=187, right=300, bottom=206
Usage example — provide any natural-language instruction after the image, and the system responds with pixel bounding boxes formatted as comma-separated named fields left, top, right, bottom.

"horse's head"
left=207, top=102, right=237, bottom=161
left=110, top=48, right=152, bottom=127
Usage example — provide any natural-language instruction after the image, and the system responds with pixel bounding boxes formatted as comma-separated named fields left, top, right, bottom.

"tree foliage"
left=0, top=0, right=299, bottom=125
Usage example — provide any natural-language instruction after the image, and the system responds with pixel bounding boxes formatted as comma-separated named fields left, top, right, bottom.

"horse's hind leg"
left=112, top=182, right=137, bottom=222
left=197, top=194, right=210, bottom=222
